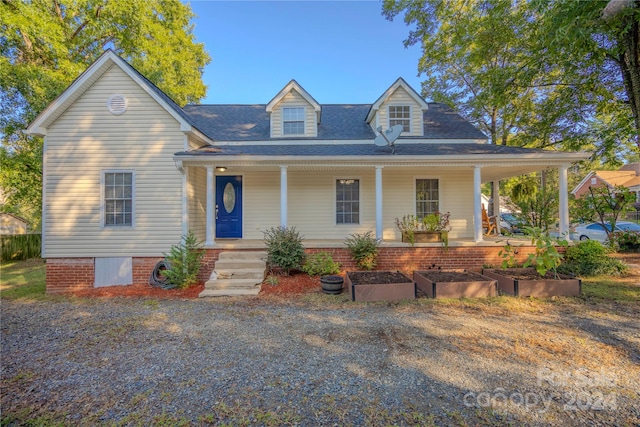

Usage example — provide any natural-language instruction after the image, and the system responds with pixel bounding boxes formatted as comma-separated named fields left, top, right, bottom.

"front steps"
left=199, top=251, right=267, bottom=297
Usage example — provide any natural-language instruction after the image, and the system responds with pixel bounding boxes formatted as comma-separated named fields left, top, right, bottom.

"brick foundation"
left=304, top=246, right=542, bottom=276
left=46, top=245, right=555, bottom=295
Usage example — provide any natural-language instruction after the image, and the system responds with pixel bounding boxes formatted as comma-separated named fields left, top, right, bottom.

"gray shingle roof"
left=175, top=143, right=546, bottom=157
left=182, top=103, right=487, bottom=141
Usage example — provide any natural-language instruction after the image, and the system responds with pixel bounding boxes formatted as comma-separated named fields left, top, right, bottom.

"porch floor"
left=207, top=235, right=525, bottom=250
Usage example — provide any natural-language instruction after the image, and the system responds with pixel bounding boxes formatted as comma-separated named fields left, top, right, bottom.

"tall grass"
left=1, top=234, right=41, bottom=260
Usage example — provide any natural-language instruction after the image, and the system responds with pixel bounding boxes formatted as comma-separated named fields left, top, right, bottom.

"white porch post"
left=559, top=164, right=570, bottom=239
left=375, top=166, right=384, bottom=241
left=474, top=166, right=483, bottom=242
left=280, top=166, right=288, bottom=227
left=205, top=166, right=215, bottom=246
left=492, top=180, right=500, bottom=234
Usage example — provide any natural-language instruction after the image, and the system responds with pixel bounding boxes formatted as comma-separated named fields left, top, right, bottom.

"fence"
left=1, top=234, right=41, bottom=260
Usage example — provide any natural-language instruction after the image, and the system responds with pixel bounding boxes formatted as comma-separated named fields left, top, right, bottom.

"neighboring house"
left=0, top=213, right=29, bottom=235
left=26, top=50, right=588, bottom=293
left=572, top=163, right=640, bottom=202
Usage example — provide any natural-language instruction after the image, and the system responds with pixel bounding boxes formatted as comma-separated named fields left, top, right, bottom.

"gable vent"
left=107, top=94, right=128, bottom=115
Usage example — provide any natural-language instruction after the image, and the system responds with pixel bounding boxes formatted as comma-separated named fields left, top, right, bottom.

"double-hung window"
left=336, top=179, right=360, bottom=224
left=416, top=179, right=439, bottom=219
left=103, top=171, right=134, bottom=227
left=283, top=107, right=305, bottom=135
left=389, top=105, right=411, bottom=133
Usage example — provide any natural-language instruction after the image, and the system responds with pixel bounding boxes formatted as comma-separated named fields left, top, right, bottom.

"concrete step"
left=199, top=287, right=261, bottom=297
left=204, top=278, right=262, bottom=290
left=214, top=259, right=267, bottom=270
left=218, top=251, right=267, bottom=261
left=214, top=268, right=266, bottom=281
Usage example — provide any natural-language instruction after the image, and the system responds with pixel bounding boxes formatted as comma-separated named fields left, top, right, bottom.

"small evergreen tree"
left=162, top=230, right=205, bottom=289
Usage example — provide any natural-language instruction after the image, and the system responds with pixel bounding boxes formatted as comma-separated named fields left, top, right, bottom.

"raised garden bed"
left=346, top=271, right=415, bottom=302
left=414, top=270, right=497, bottom=298
left=481, top=268, right=581, bottom=297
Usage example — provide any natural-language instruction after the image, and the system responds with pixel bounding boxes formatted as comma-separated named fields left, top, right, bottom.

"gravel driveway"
left=2, top=296, right=639, bottom=426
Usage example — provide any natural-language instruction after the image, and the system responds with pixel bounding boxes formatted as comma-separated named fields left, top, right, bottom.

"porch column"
left=375, top=166, right=384, bottom=241
left=492, top=180, right=501, bottom=234
left=558, top=164, right=570, bottom=239
left=280, top=166, right=288, bottom=228
left=474, top=166, right=483, bottom=242
left=205, top=166, right=215, bottom=246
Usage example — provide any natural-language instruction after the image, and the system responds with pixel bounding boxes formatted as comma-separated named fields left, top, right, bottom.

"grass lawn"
left=0, top=258, right=46, bottom=300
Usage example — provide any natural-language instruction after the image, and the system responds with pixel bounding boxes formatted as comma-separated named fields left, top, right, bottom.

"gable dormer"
left=366, top=78, right=429, bottom=137
left=266, top=80, right=321, bottom=138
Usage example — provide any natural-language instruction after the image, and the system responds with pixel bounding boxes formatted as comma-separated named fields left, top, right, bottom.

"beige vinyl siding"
left=187, top=167, right=207, bottom=241
left=381, top=169, right=474, bottom=239
left=242, top=171, right=280, bottom=239
left=377, top=87, right=424, bottom=136
left=286, top=170, right=376, bottom=239
left=270, top=90, right=317, bottom=138
left=44, top=64, right=184, bottom=257
left=186, top=168, right=475, bottom=241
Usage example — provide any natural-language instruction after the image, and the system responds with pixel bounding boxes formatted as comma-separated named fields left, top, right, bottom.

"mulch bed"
left=67, top=253, right=640, bottom=299
left=72, top=283, right=205, bottom=299
left=259, top=273, right=324, bottom=296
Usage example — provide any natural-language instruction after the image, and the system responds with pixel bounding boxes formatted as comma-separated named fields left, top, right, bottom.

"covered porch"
left=175, top=148, right=587, bottom=249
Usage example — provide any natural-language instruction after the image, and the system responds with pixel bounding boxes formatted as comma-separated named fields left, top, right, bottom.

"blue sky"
left=188, top=1, right=423, bottom=105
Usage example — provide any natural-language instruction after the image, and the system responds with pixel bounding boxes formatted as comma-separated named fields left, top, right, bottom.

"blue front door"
left=216, top=176, right=242, bottom=238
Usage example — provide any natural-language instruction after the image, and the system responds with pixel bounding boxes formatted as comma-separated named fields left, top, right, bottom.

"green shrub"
left=162, top=230, right=205, bottom=289
left=1, top=234, right=41, bottom=260
left=263, top=226, right=305, bottom=275
left=612, top=230, right=640, bottom=252
left=344, top=231, right=380, bottom=270
left=302, top=251, right=341, bottom=276
left=558, top=240, right=628, bottom=277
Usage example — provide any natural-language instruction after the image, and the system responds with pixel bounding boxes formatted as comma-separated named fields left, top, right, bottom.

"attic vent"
left=107, top=94, right=128, bottom=115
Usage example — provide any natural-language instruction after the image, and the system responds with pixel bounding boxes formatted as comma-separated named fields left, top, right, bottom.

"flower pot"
left=320, top=275, right=344, bottom=294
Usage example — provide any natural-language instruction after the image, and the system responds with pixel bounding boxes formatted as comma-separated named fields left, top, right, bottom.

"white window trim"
left=100, top=169, right=136, bottom=229
left=388, top=104, right=412, bottom=134
left=282, top=106, right=306, bottom=136
left=334, top=176, right=361, bottom=225
left=413, top=176, right=441, bottom=217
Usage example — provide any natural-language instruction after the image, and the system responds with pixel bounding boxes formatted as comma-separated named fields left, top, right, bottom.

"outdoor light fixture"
left=216, top=167, right=227, bottom=172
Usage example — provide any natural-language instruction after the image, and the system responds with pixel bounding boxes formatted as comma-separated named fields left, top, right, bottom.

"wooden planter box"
left=414, top=270, right=497, bottom=298
left=346, top=271, right=415, bottom=302
left=402, top=231, right=442, bottom=243
left=481, top=268, right=581, bottom=297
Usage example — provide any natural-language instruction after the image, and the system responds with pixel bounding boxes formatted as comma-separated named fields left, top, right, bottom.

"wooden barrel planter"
left=320, top=275, right=344, bottom=294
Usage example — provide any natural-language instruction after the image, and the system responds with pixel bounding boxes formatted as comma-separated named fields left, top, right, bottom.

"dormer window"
left=283, top=107, right=305, bottom=135
left=389, top=105, right=411, bottom=132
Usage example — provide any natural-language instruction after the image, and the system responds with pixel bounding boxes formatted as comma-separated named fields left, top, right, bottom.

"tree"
left=573, top=185, right=635, bottom=242
left=533, top=0, right=640, bottom=155
left=382, top=0, right=637, bottom=161
left=0, top=0, right=211, bottom=228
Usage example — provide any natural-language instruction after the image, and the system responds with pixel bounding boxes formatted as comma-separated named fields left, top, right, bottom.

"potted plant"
left=394, top=212, right=451, bottom=247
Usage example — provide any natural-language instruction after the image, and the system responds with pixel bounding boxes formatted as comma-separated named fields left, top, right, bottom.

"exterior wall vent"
left=107, top=94, right=128, bottom=115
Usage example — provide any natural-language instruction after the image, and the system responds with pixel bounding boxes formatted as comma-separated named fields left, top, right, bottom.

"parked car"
left=499, top=213, right=525, bottom=234
left=574, top=221, right=640, bottom=242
